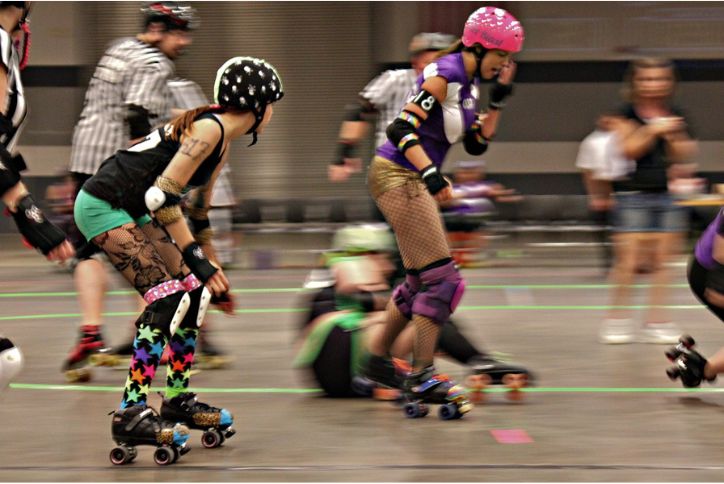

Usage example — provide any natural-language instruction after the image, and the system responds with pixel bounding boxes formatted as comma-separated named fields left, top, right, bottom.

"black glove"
left=211, top=291, right=236, bottom=314
left=489, top=82, right=514, bottom=110
left=10, top=193, right=67, bottom=255
left=420, top=164, right=449, bottom=196
left=182, top=242, right=217, bottom=283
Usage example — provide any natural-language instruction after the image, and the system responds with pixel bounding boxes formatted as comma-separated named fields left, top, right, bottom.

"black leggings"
left=312, top=326, right=355, bottom=398
left=688, top=256, right=724, bottom=322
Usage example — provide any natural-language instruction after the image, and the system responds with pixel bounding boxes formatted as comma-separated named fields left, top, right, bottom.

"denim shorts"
left=613, top=192, right=688, bottom=233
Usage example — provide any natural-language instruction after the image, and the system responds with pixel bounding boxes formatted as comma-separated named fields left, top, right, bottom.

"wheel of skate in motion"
left=665, top=348, right=681, bottom=361
left=202, top=429, right=223, bottom=448
left=127, top=446, right=137, bottom=463
left=666, top=367, right=680, bottom=381
left=502, top=373, right=527, bottom=402
left=171, top=446, right=180, bottom=463
left=153, top=445, right=174, bottom=466
left=465, top=374, right=490, bottom=404
left=65, top=368, right=91, bottom=383
left=438, top=402, right=462, bottom=420
left=403, top=402, right=429, bottom=418
left=680, top=335, right=695, bottom=348
left=109, top=446, right=130, bottom=465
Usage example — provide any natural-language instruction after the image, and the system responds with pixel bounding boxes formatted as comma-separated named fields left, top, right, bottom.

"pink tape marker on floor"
left=490, top=429, right=533, bottom=444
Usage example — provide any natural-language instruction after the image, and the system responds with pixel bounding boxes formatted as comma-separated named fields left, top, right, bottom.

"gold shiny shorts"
left=367, top=156, right=423, bottom=200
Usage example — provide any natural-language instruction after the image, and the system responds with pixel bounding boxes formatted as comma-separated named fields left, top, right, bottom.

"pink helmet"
left=462, top=7, right=524, bottom=53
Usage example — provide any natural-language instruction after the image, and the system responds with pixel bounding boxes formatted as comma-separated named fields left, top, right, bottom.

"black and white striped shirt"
left=359, top=68, right=418, bottom=148
left=0, top=28, right=27, bottom=152
left=70, top=37, right=175, bottom=175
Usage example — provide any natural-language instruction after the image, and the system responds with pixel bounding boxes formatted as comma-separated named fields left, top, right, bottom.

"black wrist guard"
left=489, top=82, right=513, bottom=110
left=334, top=142, right=355, bottom=166
left=707, top=262, right=724, bottom=294
left=127, top=104, right=152, bottom=139
left=182, top=242, right=218, bottom=283
left=463, top=124, right=489, bottom=156
left=10, top=193, right=67, bottom=255
left=420, top=164, right=448, bottom=196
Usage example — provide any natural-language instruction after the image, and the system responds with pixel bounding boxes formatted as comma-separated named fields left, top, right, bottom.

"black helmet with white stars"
left=214, top=57, right=284, bottom=146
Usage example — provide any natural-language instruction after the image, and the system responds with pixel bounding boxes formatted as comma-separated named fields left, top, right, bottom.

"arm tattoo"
left=179, top=137, right=211, bottom=162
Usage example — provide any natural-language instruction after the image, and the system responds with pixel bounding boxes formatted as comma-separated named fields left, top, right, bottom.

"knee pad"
left=136, top=290, right=191, bottom=338
left=180, top=274, right=211, bottom=328
left=411, top=259, right=465, bottom=325
left=0, top=337, right=23, bottom=392
left=392, top=271, right=421, bottom=319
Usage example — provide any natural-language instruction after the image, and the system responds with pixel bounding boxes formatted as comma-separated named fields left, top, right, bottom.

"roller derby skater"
left=70, top=56, right=282, bottom=463
left=665, top=206, right=724, bottom=388
left=0, top=336, right=23, bottom=393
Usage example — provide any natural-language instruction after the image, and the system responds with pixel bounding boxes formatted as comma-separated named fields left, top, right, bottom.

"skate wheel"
left=403, top=402, right=428, bottom=419
left=502, top=374, right=527, bottom=402
left=665, top=348, right=681, bottom=361
left=171, top=446, right=180, bottom=464
left=666, top=366, right=680, bottom=381
left=127, top=446, right=137, bottom=463
left=110, top=446, right=130, bottom=465
left=465, top=375, right=487, bottom=404
left=438, top=403, right=462, bottom=421
left=65, top=368, right=91, bottom=383
left=680, top=335, right=695, bottom=348
left=153, top=446, right=174, bottom=466
left=202, top=429, right=223, bottom=449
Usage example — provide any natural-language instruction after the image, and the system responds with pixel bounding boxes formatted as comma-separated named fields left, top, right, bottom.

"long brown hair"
left=167, top=104, right=226, bottom=142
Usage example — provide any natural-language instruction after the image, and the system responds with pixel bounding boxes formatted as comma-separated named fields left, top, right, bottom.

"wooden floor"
left=1, top=244, right=723, bottom=482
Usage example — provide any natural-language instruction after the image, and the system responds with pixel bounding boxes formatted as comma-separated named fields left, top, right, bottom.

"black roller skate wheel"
left=680, top=335, right=696, bottom=348
left=403, top=402, right=428, bottom=419
left=153, top=446, right=174, bottom=466
left=110, top=446, right=130, bottom=465
left=439, top=403, right=462, bottom=421
left=202, top=429, right=222, bottom=448
left=666, top=367, right=680, bottom=381
left=665, top=348, right=681, bottom=361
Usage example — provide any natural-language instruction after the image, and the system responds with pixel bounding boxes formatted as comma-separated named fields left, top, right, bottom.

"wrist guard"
left=9, top=193, right=67, bottom=255
left=463, top=123, right=489, bottom=156
left=182, top=242, right=218, bottom=283
left=420, top=164, right=449, bottom=195
left=333, top=142, right=355, bottom=166
left=489, top=82, right=513, bottom=110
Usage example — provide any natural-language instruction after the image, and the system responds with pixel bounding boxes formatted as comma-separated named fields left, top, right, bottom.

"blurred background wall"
left=15, top=1, right=724, bottom=203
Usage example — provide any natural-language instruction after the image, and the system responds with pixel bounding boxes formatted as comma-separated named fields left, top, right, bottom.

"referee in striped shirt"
left=61, top=2, right=198, bottom=380
left=329, top=32, right=456, bottom=185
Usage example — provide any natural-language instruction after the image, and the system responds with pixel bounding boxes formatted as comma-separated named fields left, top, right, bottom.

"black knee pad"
left=135, top=291, right=191, bottom=338
left=178, top=286, right=212, bottom=330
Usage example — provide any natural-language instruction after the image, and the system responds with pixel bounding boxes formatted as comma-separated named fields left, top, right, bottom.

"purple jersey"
left=695, top=210, right=722, bottom=269
left=376, top=53, right=479, bottom=171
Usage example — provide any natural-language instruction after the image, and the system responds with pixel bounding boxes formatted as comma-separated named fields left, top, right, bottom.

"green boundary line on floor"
left=0, top=283, right=691, bottom=298
left=0, top=304, right=705, bottom=322
left=9, top=382, right=724, bottom=394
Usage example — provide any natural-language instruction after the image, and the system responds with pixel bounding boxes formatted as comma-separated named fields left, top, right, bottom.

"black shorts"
left=687, top=256, right=724, bottom=323
left=311, top=326, right=355, bottom=398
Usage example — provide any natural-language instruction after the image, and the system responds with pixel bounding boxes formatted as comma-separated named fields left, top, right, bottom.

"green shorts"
left=74, top=189, right=151, bottom=241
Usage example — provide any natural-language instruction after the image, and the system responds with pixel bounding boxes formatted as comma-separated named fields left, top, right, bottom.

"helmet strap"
left=245, top=104, right=267, bottom=147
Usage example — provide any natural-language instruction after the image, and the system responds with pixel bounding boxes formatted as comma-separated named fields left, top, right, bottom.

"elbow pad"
left=387, top=112, right=422, bottom=153
left=145, top=176, right=183, bottom=225
left=126, top=104, right=152, bottom=139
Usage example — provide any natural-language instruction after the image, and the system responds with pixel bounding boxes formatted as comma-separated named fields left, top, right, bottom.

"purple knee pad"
left=392, top=273, right=421, bottom=319
left=411, top=261, right=465, bottom=325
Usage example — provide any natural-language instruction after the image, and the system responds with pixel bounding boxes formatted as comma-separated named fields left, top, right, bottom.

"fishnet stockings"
left=412, top=315, right=439, bottom=370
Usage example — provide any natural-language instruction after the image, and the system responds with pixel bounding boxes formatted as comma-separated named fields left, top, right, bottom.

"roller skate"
left=160, top=392, right=235, bottom=448
left=62, top=325, right=118, bottom=383
left=401, top=366, right=472, bottom=420
left=109, top=404, right=190, bottom=466
left=362, top=354, right=404, bottom=401
left=465, top=355, right=533, bottom=403
left=665, top=335, right=716, bottom=388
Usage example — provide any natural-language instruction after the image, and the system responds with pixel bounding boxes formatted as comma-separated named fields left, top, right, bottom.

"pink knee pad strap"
left=143, top=280, right=185, bottom=305
left=392, top=273, right=421, bottom=320
left=411, top=261, right=465, bottom=325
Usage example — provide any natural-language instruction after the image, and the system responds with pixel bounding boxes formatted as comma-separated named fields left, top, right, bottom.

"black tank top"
left=83, top=113, right=225, bottom=218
